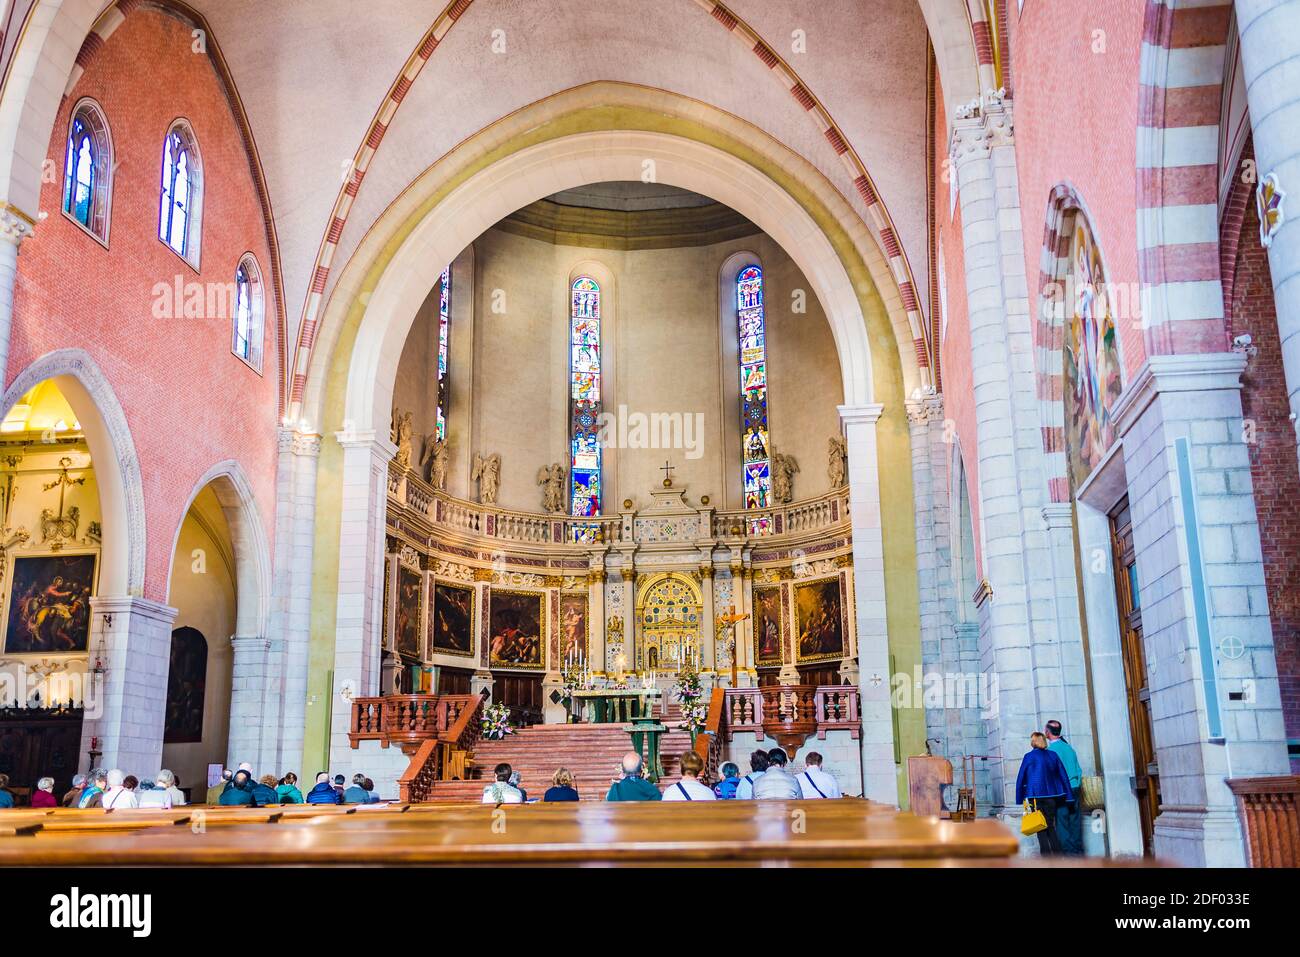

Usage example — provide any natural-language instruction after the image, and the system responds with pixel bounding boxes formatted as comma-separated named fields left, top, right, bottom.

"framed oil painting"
left=164, top=626, right=208, bottom=744
left=431, top=581, right=475, bottom=657
left=559, top=593, right=588, bottom=666
left=488, top=590, right=544, bottom=669
left=752, top=585, right=783, bottom=666
left=3, top=552, right=98, bottom=654
left=394, top=565, right=423, bottom=660
left=794, top=578, right=844, bottom=662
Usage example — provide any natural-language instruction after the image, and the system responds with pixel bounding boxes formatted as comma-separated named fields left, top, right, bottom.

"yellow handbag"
left=1021, top=799, right=1047, bottom=836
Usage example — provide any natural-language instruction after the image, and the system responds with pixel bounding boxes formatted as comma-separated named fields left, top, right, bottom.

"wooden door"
left=1109, top=497, right=1160, bottom=855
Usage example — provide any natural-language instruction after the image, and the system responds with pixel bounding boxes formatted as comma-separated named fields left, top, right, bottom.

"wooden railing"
left=396, top=695, right=486, bottom=802
left=1227, top=775, right=1300, bottom=867
left=722, top=684, right=861, bottom=755
left=694, top=688, right=727, bottom=784
left=348, top=693, right=481, bottom=754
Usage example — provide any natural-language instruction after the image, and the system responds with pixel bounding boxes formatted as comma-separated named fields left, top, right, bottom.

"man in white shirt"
left=735, top=749, right=770, bottom=800
left=482, top=762, right=525, bottom=804
left=662, top=751, right=717, bottom=801
left=797, top=752, right=842, bottom=799
left=101, top=768, right=139, bottom=809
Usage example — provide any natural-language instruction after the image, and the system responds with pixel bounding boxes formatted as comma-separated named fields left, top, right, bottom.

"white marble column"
left=837, top=402, right=897, bottom=805
left=0, top=205, right=33, bottom=387
left=1112, top=352, right=1290, bottom=866
left=588, top=567, right=606, bottom=677
left=266, top=427, right=320, bottom=774
left=79, top=596, right=178, bottom=776
left=1235, top=0, right=1300, bottom=477
left=227, top=634, right=271, bottom=768
left=329, top=430, right=395, bottom=772
left=699, top=564, right=716, bottom=675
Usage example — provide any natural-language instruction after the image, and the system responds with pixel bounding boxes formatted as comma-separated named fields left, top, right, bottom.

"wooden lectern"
left=907, top=754, right=954, bottom=818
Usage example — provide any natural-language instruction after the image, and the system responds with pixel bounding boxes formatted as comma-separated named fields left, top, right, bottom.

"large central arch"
left=299, top=85, right=925, bottom=792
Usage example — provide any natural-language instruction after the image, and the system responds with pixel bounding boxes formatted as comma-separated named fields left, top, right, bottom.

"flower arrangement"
left=674, top=663, right=708, bottom=737
left=481, top=701, right=514, bottom=740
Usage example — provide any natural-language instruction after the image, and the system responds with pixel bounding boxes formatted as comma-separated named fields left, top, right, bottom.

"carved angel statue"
left=828, top=436, right=848, bottom=488
left=421, top=434, right=449, bottom=490
left=471, top=452, right=501, bottom=505
left=537, top=463, right=567, bottom=513
left=392, top=409, right=414, bottom=470
left=771, top=452, right=799, bottom=504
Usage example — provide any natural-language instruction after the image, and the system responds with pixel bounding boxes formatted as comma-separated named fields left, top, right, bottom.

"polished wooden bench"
left=0, top=799, right=1019, bottom=866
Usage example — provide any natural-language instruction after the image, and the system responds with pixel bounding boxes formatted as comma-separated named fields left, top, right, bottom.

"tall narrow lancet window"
left=435, top=266, right=451, bottom=441
left=737, top=264, right=771, bottom=511
left=159, top=122, right=202, bottom=264
left=569, top=277, right=602, bottom=531
left=232, top=254, right=264, bottom=372
left=62, top=101, right=112, bottom=240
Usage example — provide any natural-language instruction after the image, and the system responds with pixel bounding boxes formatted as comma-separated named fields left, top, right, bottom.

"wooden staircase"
left=421, top=715, right=698, bottom=803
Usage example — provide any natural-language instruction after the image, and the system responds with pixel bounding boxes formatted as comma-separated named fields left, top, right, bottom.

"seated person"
left=305, top=771, right=342, bottom=804
left=276, top=772, right=304, bottom=805
left=543, top=767, right=580, bottom=802
left=713, top=762, right=741, bottom=800
left=735, top=749, right=769, bottom=800
left=31, top=777, right=59, bottom=808
left=605, top=752, right=662, bottom=802
left=218, top=769, right=255, bottom=806
left=342, top=773, right=372, bottom=804
left=137, top=769, right=186, bottom=808
left=751, top=748, right=804, bottom=799
left=797, top=752, right=842, bottom=799
left=252, top=774, right=281, bottom=807
left=482, top=763, right=525, bottom=804
left=662, top=752, right=716, bottom=801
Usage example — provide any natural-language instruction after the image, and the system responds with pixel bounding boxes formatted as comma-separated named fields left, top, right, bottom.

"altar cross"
left=659, top=460, right=675, bottom=486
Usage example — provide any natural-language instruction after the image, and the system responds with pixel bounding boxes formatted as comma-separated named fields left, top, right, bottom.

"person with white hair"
left=604, top=752, right=661, bottom=802
left=62, top=773, right=87, bottom=807
left=101, top=769, right=139, bottom=809
left=31, top=776, right=58, bottom=808
left=78, top=769, right=108, bottom=808
left=137, top=769, right=186, bottom=808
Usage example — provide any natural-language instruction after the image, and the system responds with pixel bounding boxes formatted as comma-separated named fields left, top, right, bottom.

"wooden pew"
left=0, top=799, right=1020, bottom=866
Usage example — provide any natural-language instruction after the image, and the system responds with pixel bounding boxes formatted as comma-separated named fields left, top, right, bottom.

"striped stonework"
left=288, top=0, right=477, bottom=411
left=690, top=0, right=933, bottom=392
left=1136, top=0, right=1233, bottom=357
left=1035, top=185, right=1083, bottom=504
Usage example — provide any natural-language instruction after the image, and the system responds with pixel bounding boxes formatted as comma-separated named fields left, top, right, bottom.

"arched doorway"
left=164, top=463, right=269, bottom=794
left=300, top=88, right=925, bottom=804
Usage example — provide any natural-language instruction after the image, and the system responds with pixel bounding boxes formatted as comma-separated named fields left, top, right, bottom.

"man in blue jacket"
left=1046, top=719, right=1084, bottom=855
left=305, top=771, right=343, bottom=804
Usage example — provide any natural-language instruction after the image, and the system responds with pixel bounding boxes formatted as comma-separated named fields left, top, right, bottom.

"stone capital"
left=1112, top=352, right=1248, bottom=438
left=278, top=426, right=322, bottom=458
left=0, top=202, right=36, bottom=246
left=837, top=403, right=885, bottom=428
left=904, top=395, right=945, bottom=425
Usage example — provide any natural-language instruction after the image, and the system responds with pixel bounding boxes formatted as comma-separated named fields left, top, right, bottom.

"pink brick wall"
left=1009, top=0, right=1148, bottom=382
left=8, top=7, right=279, bottom=602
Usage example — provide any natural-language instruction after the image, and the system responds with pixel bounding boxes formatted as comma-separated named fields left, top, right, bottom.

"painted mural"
left=3, top=553, right=97, bottom=654
left=1063, top=218, right=1122, bottom=489
left=394, top=565, right=422, bottom=659
left=752, top=585, right=782, bottom=666
left=431, top=581, right=475, bottom=657
left=794, top=577, right=844, bottom=662
left=559, top=593, right=588, bottom=666
left=489, top=590, right=544, bottom=669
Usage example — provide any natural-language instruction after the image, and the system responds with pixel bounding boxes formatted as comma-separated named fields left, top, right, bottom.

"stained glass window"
left=737, top=264, right=771, bottom=510
left=435, top=266, right=451, bottom=441
left=233, top=261, right=253, bottom=360
left=231, top=255, right=263, bottom=371
left=159, top=124, right=199, bottom=258
left=62, top=103, right=111, bottom=239
left=570, top=277, right=602, bottom=521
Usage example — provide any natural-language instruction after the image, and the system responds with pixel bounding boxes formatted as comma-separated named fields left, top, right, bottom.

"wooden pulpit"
left=907, top=755, right=953, bottom=818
